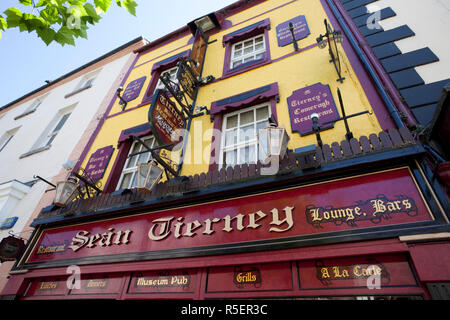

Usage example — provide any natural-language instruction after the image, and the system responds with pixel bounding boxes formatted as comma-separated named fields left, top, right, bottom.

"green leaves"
left=1, top=0, right=138, bottom=46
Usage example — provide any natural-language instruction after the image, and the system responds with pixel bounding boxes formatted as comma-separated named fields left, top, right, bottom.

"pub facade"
left=2, top=0, right=449, bottom=300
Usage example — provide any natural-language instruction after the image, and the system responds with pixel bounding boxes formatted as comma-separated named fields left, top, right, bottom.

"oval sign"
left=148, top=89, right=187, bottom=150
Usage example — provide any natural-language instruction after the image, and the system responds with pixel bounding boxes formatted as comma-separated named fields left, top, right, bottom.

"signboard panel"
left=298, top=254, right=418, bottom=290
left=287, top=83, right=340, bottom=136
left=276, top=15, right=310, bottom=47
left=128, top=269, right=197, bottom=294
left=25, top=168, right=433, bottom=266
left=148, top=89, right=187, bottom=149
left=84, top=146, right=114, bottom=181
left=206, top=262, right=293, bottom=293
left=119, top=76, right=147, bottom=105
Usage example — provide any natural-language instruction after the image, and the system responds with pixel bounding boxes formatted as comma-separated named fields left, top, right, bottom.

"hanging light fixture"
left=258, top=123, right=290, bottom=163
left=53, top=178, right=80, bottom=207
left=137, top=160, right=164, bottom=191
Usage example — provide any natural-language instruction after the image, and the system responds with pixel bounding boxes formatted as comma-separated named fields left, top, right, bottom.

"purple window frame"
left=222, top=18, right=272, bottom=78
left=209, top=82, right=280, bottom=171
left=141, top=50, right=191, bottom=104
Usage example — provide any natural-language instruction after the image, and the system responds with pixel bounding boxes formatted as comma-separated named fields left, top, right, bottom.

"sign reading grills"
left=24, top=168, right=434, bottom=267
left=148, top=89, right=186, bottom=149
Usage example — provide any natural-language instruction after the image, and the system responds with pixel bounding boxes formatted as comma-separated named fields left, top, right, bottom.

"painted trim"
left=328, top=0, right=418, bottom=128
left=72, top=54, right=140, bottom=175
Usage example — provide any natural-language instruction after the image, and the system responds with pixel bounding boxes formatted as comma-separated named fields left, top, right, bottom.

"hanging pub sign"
left=118, top=76, right=147, bottom=105
left=148, top=89, right=187, bottom=150
left=276, top=15, right=310, bottom=47
left=0, top=236, right=25, bottom=262
left=84, top=145, right=114, bottom=181
left=287, top=83, right=339, bottom=136
left=177, top=59, right=199, bottom=100
left=190, top=29, right=208, bottom=78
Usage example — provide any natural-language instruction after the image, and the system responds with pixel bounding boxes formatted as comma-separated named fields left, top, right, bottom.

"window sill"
left=19, top=145, right=51, bottom=159
left=64, top=84, right=92, bottom=99
left=222, top=58, right=271, bottom=80
left=14, top=109, right=36, bottom=120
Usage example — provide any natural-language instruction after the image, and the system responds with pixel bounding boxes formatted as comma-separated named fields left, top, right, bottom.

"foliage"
left=0, top=0, right=138, bottom=46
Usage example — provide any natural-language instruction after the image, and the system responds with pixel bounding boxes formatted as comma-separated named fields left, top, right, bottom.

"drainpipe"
left=327, top=0, right=418, bottom=129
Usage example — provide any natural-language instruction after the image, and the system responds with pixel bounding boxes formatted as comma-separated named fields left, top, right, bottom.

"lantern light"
left=137, top=160, right=164, bottom=191
left=258, top=123, right=290, bottom=164
left=53, top=178, right=80, bottom=207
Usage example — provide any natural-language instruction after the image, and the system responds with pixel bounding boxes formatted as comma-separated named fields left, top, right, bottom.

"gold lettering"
left=321, top=268, right=330, bottom=279
left=403, top=199, right=412, bottom=210
left=247, top=211, right=267, bottom=229
left=371, top=199, right=386, bottom=215
left=69, top=231, right=90, bottom=252
left=310, top=207, right=322, bottom=222
left=148, top=217, right=174, bottom=241
left=222, top=214, right=245, bottom=233
left=269, top=206, right=295, bottom=233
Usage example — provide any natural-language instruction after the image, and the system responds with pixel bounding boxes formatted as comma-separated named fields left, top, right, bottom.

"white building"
left=0, top=37, right=146, bottom=283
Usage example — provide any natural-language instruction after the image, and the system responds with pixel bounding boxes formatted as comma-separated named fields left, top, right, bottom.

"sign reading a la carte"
left=287, top=83, right=339, bottom=136
left=276, top=15, right=310, bottom=47
left=148, top=89, right=187, bottom=149
left=25, top=168, right=434, bottom=267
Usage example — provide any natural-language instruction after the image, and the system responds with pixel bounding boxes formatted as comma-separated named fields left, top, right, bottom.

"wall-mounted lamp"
left=116, top=87, right=128, bottom=111
left=258, top=121, right=290, bottom=160
left=311, top=113, right=323, bottom=148
left=316, top=19, right=345, bottom=83
left=137, top=160, right=164, bottom=191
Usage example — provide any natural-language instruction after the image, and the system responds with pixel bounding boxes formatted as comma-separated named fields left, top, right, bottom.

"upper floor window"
left=154, top=66, right=179, bottom=93
left=14, top=94, right=48, bottom=120
left=44, top=112, right=71, bottom=147
left=0, top=127, right=20, bottom=153
left=65, top=69, right=101, bottom=98
left=222, top=18, right=271, bottom=77
left=231, top=35, right=266, bottom=69
left=221, top=103, right=270, bottom=168
left=117, top=135, right=158, bottom=190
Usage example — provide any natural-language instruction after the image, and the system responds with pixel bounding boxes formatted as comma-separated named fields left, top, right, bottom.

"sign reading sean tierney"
left=26, top=168, right=434, bottom=266
left=148, top=89, right=186, bottom=149
left=287, top=83, right=339, bottom=136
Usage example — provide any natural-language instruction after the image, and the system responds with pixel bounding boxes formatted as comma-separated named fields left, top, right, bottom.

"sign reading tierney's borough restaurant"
left=25, top=168, right=433, bottom=266
left=287, top=83, right=339, bottom=136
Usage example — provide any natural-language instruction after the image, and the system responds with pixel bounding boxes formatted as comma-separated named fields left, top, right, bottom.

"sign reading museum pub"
left=148, top=89, right=187, bottom=149
left=24, top=168, right=434, bottom=266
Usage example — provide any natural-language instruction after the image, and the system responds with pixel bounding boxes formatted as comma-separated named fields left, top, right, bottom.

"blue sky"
left=0, top=0, right=237, bottom=107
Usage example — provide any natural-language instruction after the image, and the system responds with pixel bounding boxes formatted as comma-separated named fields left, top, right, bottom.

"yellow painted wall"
left=80, top=0, right=383, bottom=190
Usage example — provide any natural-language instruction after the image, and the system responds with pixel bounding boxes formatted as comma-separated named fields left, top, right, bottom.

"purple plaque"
left=119, top=76, right=147, bottom=104
left=276, top=15, right=310, bottom=47
left=85, top=146, right=114, bottom=181
left=287, top=83, right=339, bottom=136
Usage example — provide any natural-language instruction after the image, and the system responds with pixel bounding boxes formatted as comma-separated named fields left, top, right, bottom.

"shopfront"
left=2, top=161, right=448, bottom=300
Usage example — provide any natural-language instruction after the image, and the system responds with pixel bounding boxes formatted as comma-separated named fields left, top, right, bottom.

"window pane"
left=225, top=150, right=237, bottom=167
left=119, top=173, right=132, bottom=190
left=235, top=43, right=242, bottom=50
left=240, top=125, right=255, bottom=143
left=255, top=43, right=264, bottom=51
left=233, top=61, right=243, bottom=68
left=255, top=36, right=263, bottom=43
left=240, top=110, right=254, bottom=125
left=53, top=113, right=71, bottom=133
left=225, top=129, right=238, bottom=146
left=256, top=106, right=269, bottom=121
left=255, top=53, right=264, bottom=60
left=226, top=115, right=238, bottom=129
left=234, top=50, right=242, bottom=57
left=244, top=47, right=254, bottom=55
left=244, top=40, right=253, bottom=48
left=131, top=172, right=138, bottom=188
